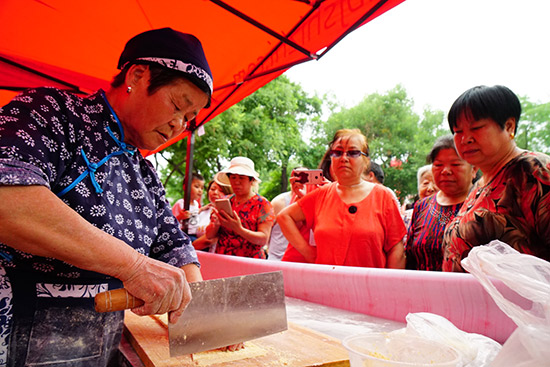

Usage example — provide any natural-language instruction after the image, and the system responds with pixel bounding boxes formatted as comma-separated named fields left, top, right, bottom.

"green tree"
left=305, top=85, right=447, bottom=201
left=159, top=75, right=321, bottom=203
left=516, top=97, right=550, bottom=154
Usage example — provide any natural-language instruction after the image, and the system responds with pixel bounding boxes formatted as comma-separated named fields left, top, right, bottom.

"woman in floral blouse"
left=442, top=85, right=550, bottom=271
left=0, top=28, right=209, bottom=365
left=206, top=157, right=275, bottom=259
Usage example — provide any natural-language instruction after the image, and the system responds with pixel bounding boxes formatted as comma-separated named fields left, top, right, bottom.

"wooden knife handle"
left=94, top=288, right=144, bottom=313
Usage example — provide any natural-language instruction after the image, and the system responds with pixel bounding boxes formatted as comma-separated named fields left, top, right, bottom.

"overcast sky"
left=284, top=0, right=550, bottom=116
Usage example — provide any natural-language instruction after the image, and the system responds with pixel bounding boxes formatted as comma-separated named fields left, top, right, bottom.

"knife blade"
left=94, top=271, right=288, bottom=356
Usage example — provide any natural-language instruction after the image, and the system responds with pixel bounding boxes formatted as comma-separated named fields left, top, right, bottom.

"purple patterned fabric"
left=0, top=87, right=198, bottom=279
left=405, top=195, right=463, bottom=271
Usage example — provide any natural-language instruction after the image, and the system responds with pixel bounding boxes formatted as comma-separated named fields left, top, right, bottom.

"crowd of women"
left=179, top=84, right=550, bottom=275
left=0, top=25, right=549, bottom=365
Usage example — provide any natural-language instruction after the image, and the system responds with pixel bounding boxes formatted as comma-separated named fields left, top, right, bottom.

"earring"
left=127, top=86, right=132, bottom=93
left=510, top=132, right=515, bottom=139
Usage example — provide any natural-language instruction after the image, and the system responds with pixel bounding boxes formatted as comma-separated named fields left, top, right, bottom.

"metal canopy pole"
left=183, top=129, right=196, bottom=212
left=0, top=56, right=84, bottom=93
left=180, top=129, right=197, bottom=233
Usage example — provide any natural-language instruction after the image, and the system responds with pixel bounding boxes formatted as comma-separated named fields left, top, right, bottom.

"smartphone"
left=292, top=169, right=324, bottom=185
left=215, top=198, right=234, bottom=217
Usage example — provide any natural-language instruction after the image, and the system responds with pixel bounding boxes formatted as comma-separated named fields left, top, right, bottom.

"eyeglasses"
left=329, top=150, right=368, bottom=159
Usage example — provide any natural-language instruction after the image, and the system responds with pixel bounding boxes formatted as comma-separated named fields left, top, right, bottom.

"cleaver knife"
left=95, top=271, right=288, bottom=356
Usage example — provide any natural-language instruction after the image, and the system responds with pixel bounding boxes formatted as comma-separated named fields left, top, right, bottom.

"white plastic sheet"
left=395, top=313, right=501, bottom=367
left=462, top=240, right=550, bottom=367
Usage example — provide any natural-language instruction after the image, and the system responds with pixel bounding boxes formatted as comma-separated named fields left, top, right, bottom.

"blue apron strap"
left=55, top=91, right=136, bottom=198
left=56, top=93, right=136, bottom=198
left=56, top=149, right=102, bottom=197
left=106, top=126, right=135, bottom=156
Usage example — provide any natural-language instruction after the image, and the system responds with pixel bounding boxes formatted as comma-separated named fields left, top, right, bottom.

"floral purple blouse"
left=0, top=87, right=198, bottom=278
left=0, top=87, right=200, bottom=365
left=405, top=195, right=463, bottom=271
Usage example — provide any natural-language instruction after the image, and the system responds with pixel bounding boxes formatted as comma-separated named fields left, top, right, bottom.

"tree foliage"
left=156, top=78, right=550, bottom=206
left=516, top=97, right=550, bottom=154
left=160, top=75, right=322, bottom=203
left=306, top=85, right=448, bottom=201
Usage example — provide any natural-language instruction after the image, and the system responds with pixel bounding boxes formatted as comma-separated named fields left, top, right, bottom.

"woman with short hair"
left=443, top=85, right=550, bottom=271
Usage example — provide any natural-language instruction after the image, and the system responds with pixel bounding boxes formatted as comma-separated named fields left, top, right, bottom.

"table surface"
left=118, top=296, right=405, bottom=366
left=285, top=297, right=405, bottom=340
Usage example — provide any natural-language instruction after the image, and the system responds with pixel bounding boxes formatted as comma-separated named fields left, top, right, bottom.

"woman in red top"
left=278, top=129, right=406, bottom=268
left=206, top=157, right=275, bottom=258
left=280, top=168, right=321, bottom=263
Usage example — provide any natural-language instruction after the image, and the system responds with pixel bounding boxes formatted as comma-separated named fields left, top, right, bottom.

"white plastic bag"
left=461, top=240, right=550, bottom=367
left=394, top=313, right=501, bottom=367
left=489, top=324, right=550, bottom=367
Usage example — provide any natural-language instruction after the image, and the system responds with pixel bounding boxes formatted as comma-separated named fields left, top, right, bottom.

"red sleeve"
left=172, top=199, right=185, bottom=222
left=378, top=187, right=407, bottom=252
left=257, top=196, right=275, bottom=224
left=297, top=183, right=330, bottom=230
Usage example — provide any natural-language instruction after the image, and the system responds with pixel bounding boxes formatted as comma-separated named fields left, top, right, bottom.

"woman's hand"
left=317, top=177, right=331, bottom=186
left=117, top=254, right=193, bottom=324
left=205, top=210, right=221, bottom=240
left=217, top=207, right=243, bottom=232
left=386, top=240, right=405, bottom=269
left=198, top=203, right=214, bottom=214
left=212, top=207, right=272, bottom=246
left=296, top=242, right=317, bottom=263
left=0, top=186, right=198, bottom=324
left=278, top=203, right=316, bottom=263
left=174, top=209, right=191, bottom=222
left=289, top=176, right=306, bottom=199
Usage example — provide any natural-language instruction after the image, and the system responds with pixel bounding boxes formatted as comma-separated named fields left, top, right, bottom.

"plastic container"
left=342, top=333, right=461, bottom=367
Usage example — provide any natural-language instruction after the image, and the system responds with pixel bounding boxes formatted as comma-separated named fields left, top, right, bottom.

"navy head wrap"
left=118, top=28, right=213, bottom=100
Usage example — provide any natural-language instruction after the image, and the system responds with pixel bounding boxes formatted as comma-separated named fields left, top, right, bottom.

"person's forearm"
left=192, top=235, right=215, bottom=251
left=181, top=263, right=202, bottom=282
left=386, top=241, right=406, bottom=269
left=205, top=222, right=219, bottom=240
left=233, top=226, right=269, bottom=246
left=0, top=185, right=142, bottom=280
left=278, top=213, right=315, bottom=261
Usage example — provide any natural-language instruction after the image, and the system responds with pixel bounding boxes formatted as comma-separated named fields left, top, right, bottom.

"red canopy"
left=0, top=0, right=404, bottom=154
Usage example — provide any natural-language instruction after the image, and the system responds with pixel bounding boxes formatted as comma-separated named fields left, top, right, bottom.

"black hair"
left=182, top=172, right=204, bottom=189
left=318, top=149, right=334, bottom=182
left=111, top=64, right=131, bottom=88
left=206, top=179, right=233, bottom=197
left=206, top=180, right=215, bottom=193
left=226, top=173, right=254, bottom=182
left=447, top=85, right=521, bottom=134
left=365, top=161, right=385, bottom=184
left=111, top=62, right=212, bottom=106
left=427, top=135, right=456, bottom=164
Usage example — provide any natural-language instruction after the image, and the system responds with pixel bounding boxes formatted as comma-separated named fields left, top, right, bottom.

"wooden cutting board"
left=124, top=311, right=350, bottom=367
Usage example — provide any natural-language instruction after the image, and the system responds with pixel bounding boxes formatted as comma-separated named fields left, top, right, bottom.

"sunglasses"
left=329, top=150, right=368, bottom=159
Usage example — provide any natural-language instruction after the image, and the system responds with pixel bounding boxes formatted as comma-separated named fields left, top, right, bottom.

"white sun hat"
left=218, top=156, right=261, bottom=185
